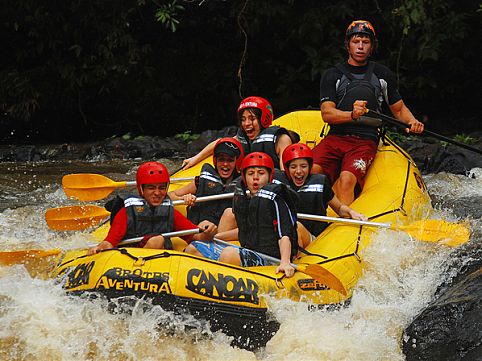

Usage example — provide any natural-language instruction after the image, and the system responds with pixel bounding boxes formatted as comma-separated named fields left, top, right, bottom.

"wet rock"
left=102, top=136, right=185, bottom=160
left=185, top=126, right=238, bottom=154
left=0, top=145, right=43, bottom=162
left=0, top=126, right=241, bottom=162
left=1, top=126, right=479, bottom=169
left=403, top=250, right=482, bottom=361
left=0, top=135, right=189, bottom=162
left=397, top=133, right=482, bottom=175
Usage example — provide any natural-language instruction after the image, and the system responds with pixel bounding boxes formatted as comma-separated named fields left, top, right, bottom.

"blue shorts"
left=190, top=241, right=225, bottom=261
left=190, top=241, right=270, bottom=267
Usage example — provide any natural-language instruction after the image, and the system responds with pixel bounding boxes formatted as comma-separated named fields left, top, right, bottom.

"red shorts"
left=312, top=134, right=378, bottom=190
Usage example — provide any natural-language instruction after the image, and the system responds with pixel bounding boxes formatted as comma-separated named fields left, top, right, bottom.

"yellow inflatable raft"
left=51, top=110, right=432, bottom=349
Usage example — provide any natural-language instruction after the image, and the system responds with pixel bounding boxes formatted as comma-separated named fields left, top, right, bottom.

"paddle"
left=45, top=205, right=111, bottom=231
left=213, top=238, right=347, bottom=296
left=62, top=173, right=196, bottom=201
left=45, top=192, right=236, bottom=231
left=366, top=109, right=482, bottom=155
left=46, top=200, right=470, bottom=246
left=297, top=213, right=470, bottom=246
left=0, top=228, right=201, bottom=266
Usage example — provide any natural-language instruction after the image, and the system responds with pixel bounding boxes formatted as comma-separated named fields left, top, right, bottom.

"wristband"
left=351, top=111, right=358, bottom=121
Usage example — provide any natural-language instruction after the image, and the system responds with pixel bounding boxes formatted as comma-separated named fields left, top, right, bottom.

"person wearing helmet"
left=87, top=161, right=207, bottom=255
left=169, top=138, right=243, bottom=232
left=181, top=96, right=293, bottom=170
left=281, top=143, right=367, bottom=247
left=312, top=20, right=424, bottom=205
left=187, top=152, right=299, bottom=277
left=234, top=96, right=293, bottom=169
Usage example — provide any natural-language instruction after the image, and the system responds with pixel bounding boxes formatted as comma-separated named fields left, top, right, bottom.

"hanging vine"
left=236, top=0, right=249, bottom=99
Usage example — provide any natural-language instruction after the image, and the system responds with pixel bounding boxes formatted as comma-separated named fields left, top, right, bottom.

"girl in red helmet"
left=88, top=161, right=208, bottom=255
left=281, top=144, right=367, bottom=248
left=181, top=96, right=293, bottom=170
left=187, top=152, right=299, bottom=278
left=168, top=138, right=243, bottom=232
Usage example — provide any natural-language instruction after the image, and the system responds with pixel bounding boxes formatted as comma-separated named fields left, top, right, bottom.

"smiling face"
left=240, top=109, right=261, bottom=141
left=141, top=183, right=168, bottom=207
left=244, top=166, right=270, bottom=195
left=287, top=158, right=310, bottom=187
left=347, top=34, right=373, bottom=66
left=215, top=153, right=236, bottom=181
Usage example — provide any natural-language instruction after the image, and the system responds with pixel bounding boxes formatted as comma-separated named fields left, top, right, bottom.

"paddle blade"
left=0, top=249, right=61, bottom=266
left=399, top=219, right=470, bottom=247
left=62, top=174, right=127, bottom=201
left=45, top=205, right=110, bottom=231
left=297, top=264, right=347, bottom=296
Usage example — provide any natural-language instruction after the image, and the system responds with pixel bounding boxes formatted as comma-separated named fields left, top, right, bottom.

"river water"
left=0, top=160, right=480, bottom=361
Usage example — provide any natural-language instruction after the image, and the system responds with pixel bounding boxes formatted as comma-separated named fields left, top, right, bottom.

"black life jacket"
left=274, top=172, right=331, bottom=235
left=233, top=180, right=298, bottom=260
left=293, top=174, right=331, bottom=236
left=272, top=169, right=288, bottom=184
left=118, top=195, right=175, bottom=244
left=329, top=61, right=382, bottom=141
left=236, top=126, right=288, bottom=169
left=187, top=163, right=237, bottom=225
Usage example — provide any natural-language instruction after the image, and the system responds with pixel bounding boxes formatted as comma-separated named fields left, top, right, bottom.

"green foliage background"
left=0, top=0, right=480, bottom=143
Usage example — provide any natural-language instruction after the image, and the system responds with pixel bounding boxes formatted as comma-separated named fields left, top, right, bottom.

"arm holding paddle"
left=88, top=207, right=212, bottom=255
left=366, top=109, right=482, bottom=155
left=351, top=100, right=424, bottom=134
left=328, top=196, right=367, bottom=221
left=388, top=99, right=424, bottom=134
left=168, top=179, right=198, bottom=207
left=88, top=240, right=114, bottom=255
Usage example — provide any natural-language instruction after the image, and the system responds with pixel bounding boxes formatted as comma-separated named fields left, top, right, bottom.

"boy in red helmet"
left=88, top=161, right=210, bottom=255
left=312, top=20, right=424, bottom=205
left=169, top=137, right=244, bottom=229
left=186, top=152, right=299, bottom=278
left=182, top=96, right=293, bottom=170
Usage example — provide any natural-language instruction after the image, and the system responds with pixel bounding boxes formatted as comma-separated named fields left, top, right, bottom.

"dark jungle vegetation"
left=1, top=0, right=480, bottom=143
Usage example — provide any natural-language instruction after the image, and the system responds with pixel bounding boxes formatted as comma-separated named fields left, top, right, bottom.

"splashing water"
left=0, top=163, right=480, bottom=360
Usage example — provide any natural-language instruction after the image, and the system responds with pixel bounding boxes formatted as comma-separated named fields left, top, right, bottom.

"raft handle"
left=275, top=276, right=285, bottom=289
left=133, top=257, right=146, bottom=267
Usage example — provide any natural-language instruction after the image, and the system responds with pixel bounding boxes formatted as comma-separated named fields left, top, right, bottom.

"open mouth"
left=244, top=127, right=256, bottom=139
left=218, top=166, right=232, bottom=177
left=150, top=200, right=162, bottom=206
left=293, top=174, right=305, bottom=186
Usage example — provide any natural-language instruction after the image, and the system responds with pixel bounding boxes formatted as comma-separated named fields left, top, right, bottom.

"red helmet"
left=237, top=96, right=274, bottom=128
left=213, top=137, right=244, bottom=172
left=240, top=152, right=274, bottom=183
left=346, top=20, right=376, bottom=40
left=136, top=161, right=170, bottom=195
left=282, top=143, right=313, bottom=181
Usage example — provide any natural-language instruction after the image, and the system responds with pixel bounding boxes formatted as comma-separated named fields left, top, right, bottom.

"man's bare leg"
left=333, top=170, right=357, bottom=205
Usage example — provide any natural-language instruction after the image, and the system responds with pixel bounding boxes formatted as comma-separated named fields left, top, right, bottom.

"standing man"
left=312, top=20, right=424, bottom=204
